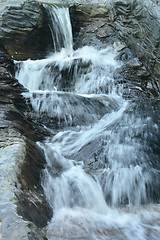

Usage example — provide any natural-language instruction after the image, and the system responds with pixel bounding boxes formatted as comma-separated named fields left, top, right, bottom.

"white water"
left=44, top=5, right=73, bottom=55
left=15, top=5, right=160, bottom=240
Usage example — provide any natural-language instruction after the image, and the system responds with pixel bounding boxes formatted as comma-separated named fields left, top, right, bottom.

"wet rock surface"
left=70, top=4, right=116, bottom=49
left=0, top=0, right=53, bottom=60
left=0, top=52, right=51, bottom=238
left=0, top=129, right=48, bottom=240
left=108, top=0, right=160, bottom=91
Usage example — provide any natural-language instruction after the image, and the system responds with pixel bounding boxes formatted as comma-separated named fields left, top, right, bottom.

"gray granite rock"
left=0, top=128, right=48, bottom=240
left=0, top=58, right=51, bottom=238
left=107, top=0, right=160, bottom=91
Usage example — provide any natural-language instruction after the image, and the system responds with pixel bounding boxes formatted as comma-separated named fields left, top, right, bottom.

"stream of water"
left=15, top=5, right=160, bottom=240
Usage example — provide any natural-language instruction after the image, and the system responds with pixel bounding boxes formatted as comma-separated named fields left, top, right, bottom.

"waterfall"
left=44, top=4, right=73, bottom=56
left=15, top=4, right=160, bottom=240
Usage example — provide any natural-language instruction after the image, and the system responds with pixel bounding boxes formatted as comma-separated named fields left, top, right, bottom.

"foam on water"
left=15, top=45, right=119, bottom=94
left=45, top=205, right=160, bottom=240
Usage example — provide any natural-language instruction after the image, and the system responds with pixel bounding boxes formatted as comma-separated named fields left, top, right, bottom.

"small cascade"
left=22, top=91, right=117, bottom=127
left=15, top=4, right=160, bottom=240
left=39, top=143, right=108, bottom=213
left=44, top=4, right=73, bottom=55
left=15, top=45, right=119, bottom=93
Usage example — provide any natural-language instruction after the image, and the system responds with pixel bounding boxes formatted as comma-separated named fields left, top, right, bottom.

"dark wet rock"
left=70, top=4, right=117, bottom=49
left=116, top=47, right=133, bottom=61
left=113, top=56, right=158, bottom=99
left=0, top=48, right=15, bottom=74
left=44, top=58, right=91, bottom=91
left=0, top=0, right=53, bottom=60
left=108, top=0, right=160, bottom=91
left=1, top=0, right=159, bottom=96
left=16, top=139, right=53, bottom=228
left=123, top=58, right=143, bottom=69
left=0, top=66, right=7, bottom=73
left=1, top=0, right=160, bottom=94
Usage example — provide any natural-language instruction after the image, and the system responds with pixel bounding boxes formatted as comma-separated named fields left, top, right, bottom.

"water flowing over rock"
left=0, top=0, right=160, bottom=240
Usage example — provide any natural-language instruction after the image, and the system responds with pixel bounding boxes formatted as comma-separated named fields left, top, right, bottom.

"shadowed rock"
left=108, top=0, right=160, bottom=91
left=0, top=0, right=53, bottom=60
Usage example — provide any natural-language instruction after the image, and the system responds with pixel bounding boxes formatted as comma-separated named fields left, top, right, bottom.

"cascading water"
left=44, top=4, right=73, bottom=55
left=15, top=4, right=160, bottom=240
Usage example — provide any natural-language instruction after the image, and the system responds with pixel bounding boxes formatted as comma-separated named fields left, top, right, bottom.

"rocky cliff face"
left=0, top=0, right=160, bottom=239
left=0, top=0, right=53, bottom=60
left=0, top=52, right=52, bottom=239
left=108, top=0, right=160, bottom=93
